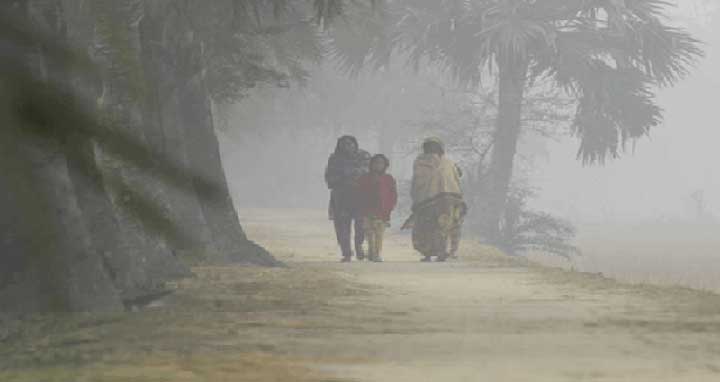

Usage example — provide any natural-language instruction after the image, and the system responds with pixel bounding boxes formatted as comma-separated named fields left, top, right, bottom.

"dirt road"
left=3, top=209, right=720, bottom=381
left=242, top=209, right=720, bottom=381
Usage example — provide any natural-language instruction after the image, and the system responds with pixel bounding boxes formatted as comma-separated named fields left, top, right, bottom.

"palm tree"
left=329, top=0, right=703, bottom=242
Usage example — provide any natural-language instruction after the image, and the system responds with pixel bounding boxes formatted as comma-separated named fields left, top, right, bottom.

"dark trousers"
left=333, top=214, right=365, bottom=258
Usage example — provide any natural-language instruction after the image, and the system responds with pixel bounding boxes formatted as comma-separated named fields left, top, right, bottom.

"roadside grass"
left=0, top=266, right=366, bottom=382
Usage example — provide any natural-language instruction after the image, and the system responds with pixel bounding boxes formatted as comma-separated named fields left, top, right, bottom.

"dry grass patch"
left=0, top=265, right=371, bottom=382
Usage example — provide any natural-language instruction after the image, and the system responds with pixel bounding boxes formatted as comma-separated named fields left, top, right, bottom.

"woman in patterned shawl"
left=409, top=137, right=467, bottom=262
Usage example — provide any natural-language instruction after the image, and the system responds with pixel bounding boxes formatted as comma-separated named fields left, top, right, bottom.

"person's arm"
left=410, top=159, right=418, bottom=204
left=325, top=155, right=338, bottom=189
left=390, top=176, right=398, bottom=211
left=357, top=175, right=373, bottom=217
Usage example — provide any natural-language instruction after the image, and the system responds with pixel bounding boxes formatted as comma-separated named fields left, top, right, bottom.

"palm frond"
left=624, top=0, right=675, bottom=21
left=314, top=0, right=384, bottom=28
left=325, top=0, right=395, bottom=76
left=324, top=0, right=703, bottom=165
left=571, top=61, right=662, bottom=164
left=622, top=19, right=703, bottom=86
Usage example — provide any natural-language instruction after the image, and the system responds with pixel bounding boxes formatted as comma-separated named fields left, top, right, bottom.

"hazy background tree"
left=326, top=0, right=702, bottom=242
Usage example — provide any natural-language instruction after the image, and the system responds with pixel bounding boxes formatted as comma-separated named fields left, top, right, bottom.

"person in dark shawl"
left=325, top=136, right=371, bottom=262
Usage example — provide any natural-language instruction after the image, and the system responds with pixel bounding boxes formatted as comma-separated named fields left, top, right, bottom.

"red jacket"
left=356, top=173, right=398, bottom=221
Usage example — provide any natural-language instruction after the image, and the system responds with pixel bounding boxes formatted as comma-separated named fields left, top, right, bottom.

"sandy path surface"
left=241, top=209, right=720, bottom=382
left=3, top=209, right=720, bottom=382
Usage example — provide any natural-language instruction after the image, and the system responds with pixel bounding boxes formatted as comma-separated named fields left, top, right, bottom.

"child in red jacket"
left=356, top=154, right=398, bottom=262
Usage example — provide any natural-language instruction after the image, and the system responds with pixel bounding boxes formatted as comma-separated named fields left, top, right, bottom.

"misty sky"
left=531, top=2, right=720, bottom=223
left=221, top=1, right=719, bottom=224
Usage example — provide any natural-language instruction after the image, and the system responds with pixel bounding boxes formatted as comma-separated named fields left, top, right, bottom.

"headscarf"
left=411, top=138, right=463, bottom=206
left=334, top=135, right=359, bottom=155
left=325, top=135, right=370, bottom=190
left=422, top=137, right=445, bottom=155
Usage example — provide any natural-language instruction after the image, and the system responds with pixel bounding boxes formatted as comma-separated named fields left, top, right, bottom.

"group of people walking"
left=325, top=135, right=467, bottom=263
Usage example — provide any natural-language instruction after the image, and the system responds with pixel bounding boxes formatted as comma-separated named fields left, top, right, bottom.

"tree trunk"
left=64, top=133, right=176, bottom=301
left=49, top=0, right=140, bottom=302
left=0, top=131, right=123, bottom=313
left=178, top=66, right=278, bottom=266
left=55, top=0, right=189, bottom=303
left=0, top=0, right=121, bottom=312
left=478, top=59, right=528, bottom=242
left=90, top=0, right=191, bottom=284
left=136, top=6, right=218, bottom=263
left=172, top=10, right=279, bottom=266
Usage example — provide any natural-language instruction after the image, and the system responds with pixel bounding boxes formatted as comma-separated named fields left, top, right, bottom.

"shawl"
left=411, top=153, right=462, bottom=209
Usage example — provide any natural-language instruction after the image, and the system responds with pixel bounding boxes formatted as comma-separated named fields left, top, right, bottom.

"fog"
left=533, top=5, right=720, bottom=224
left=7, top=1, right=720, bottom=379
left=223, top=3, right=716, bottom=223
left=217, top=1, right=720, bottom=289
left=222, top=3, right=719, bottom=221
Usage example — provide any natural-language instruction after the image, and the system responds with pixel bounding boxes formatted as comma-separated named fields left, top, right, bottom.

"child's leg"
left=363, top=218, right=377, bottom=260
left=449, top=205, right=464, bottom=258
left=374, top=220, right=386, bottom=261
left=449, top=224, right=462, bottom=258
left=353, top=216, right=366, bottom=259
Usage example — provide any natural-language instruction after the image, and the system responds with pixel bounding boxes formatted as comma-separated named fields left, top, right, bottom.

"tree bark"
left=478, top=59, right=528, bottom=242
left=136, top=6, right=218, bottom=262
left=55, top=0, right=189, bottom=303
left=171, top=6, right=279, bottom=266
left=0, top=0, right=121, bottom=312
left=178, top=64, right=278, bottom=266
left=90, top=0, right=191, bottom=285
left=0, top=132, right=124, bottom=313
